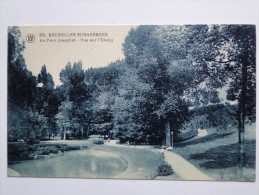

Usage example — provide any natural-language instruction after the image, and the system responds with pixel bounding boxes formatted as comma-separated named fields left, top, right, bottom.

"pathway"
left=106, top=140, right=213, bottom=180
left=7, top=168, right=20, bottom=176
left=163, top=150, right=213, bottom=181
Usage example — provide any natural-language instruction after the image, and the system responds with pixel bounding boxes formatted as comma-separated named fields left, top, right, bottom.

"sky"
left=20, top=25, right=134, bottom=86
left=19, top=25, right=233, bottom=103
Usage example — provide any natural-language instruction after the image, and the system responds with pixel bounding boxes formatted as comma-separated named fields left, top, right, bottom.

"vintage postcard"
left=7, top=25, right=256, bottom=181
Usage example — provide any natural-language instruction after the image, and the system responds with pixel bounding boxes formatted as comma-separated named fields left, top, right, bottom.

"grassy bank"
left=8, top=142, right=84, bottom=163
left=174, top=123, right=256, bottom=181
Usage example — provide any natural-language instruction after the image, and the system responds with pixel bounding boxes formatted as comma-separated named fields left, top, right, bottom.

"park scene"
left=8, top=25, right=256, bottom=181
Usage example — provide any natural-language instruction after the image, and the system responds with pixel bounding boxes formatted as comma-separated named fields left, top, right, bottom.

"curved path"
left=163, top=150, right=213, bottom=180
left=106, top=141, right=213, bottom=180
left=7, top=168, right=20, bottom=176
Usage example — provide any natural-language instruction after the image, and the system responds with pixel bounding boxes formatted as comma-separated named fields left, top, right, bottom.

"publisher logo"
left=26, top=34, right=35, bottom=43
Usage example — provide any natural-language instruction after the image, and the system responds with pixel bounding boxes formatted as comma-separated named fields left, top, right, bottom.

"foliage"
left=60, top=61, right=90, bottom=102
left=56, top=61, right=93, bottom=139
left=115, top=25, right=205, bottom=144
left=8, top=25, right=256, bottom=147
left=8, top=26, right=25, bottom=64
left=35, top=65, right=57, bottom=138
left=8, top=103, right=47, bottom=140
left=186, top=25, right=256, bottom=122
left=8, top=27, right=45, bottom=141
left=85, top=60, right=125, bottom=135
left=185, top=103, right=238, bottom=131
left=55, top=100, right=73, bottom=130
left=157, top=163, right=174, bottom=176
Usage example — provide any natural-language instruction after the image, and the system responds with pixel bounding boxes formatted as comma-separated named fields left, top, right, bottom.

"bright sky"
left=20, top=25, right=134, bottom=86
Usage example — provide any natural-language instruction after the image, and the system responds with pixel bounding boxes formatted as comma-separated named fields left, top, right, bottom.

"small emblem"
left=26, top=34, right=35, bottom=43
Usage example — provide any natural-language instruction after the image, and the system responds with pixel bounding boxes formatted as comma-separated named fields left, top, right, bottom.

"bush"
left=92, top=138, right=104, bottom=145
left=26, top=139, right=40, bottom=145
left=157, top=164, right=174, bottom=176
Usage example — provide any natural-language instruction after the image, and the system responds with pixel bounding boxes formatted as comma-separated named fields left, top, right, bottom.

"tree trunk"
left=165, top=121, right=171, bottom=147
left=63, top=128, right=66, bottom=140
left=81, top=126, right=84, bottom=139
left=86, top=123, right=90, bottom=139
left=48, top=127, right=52, bottom=140
left=238, top=104, right=245, bottom=167
left=171, top=130, right=174, bottom=149
left=238, top=55, right=248, bottom=167
left=48, top=117, right=51, bottom=140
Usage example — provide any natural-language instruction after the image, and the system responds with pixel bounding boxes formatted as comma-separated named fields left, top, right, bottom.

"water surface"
left=9, top=149, right=128, bottom=178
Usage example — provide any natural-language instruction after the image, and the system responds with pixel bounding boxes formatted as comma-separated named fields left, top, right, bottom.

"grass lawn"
left=174, top=123, right=256, bottom=181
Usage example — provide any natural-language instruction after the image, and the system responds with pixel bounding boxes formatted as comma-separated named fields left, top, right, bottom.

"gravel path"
left=7, top=168, right=20, bottom=176
left=106, top=141, right=213, bottom=180
left=163, top=151, right=213, bottom=181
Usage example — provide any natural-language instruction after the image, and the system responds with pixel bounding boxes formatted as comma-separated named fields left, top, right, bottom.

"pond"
left=9, top=149, right=128, bottom=178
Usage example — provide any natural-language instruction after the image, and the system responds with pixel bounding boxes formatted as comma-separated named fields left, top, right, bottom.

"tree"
left=38, top=65, right=55, bottom=90
left=185, top=25, right=256, bottom=163
left=56, top=61, right=92, bottom=139
left=213, top=25, right=255, bottom=162
left=123, top=25, right=223, bottom=145
left=8, top=26, right=25, bottom=64
left=8, top=26, right=39, bottom=141
left=36, top=65, right=56, bottom=139
left=120, top=25, right=206, bottom=145
left=55, top=101, right=73, bottom=140
left=112, top=66, right=155, bottom=144
left=84, top=60, right=125, bottom=137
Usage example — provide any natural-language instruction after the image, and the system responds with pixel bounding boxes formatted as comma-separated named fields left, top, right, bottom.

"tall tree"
left=8, top=27, right=37, bottom=108
left=185, top=25, right=256, bottom=162
left=56, top=61, right=91, bottom=139
left=112, top=66, right=155, bottom=144
left=211, top=25, right=255, bottom=161
left=8, top=26, right=38, bottom=141
left=120, top=25, right=201, bottom=145
left=36, top=65, right=56, bottom=139
left=85, top=61, right=125, bottom=136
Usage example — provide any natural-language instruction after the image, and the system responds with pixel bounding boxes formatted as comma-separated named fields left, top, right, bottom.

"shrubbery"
left=157, top=163, right=174, bottom=176
left=92, top=138, right=104, bottom=145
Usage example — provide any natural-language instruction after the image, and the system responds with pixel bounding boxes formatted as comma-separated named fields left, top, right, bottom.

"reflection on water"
left=9, top=150, right=128, bottom=178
